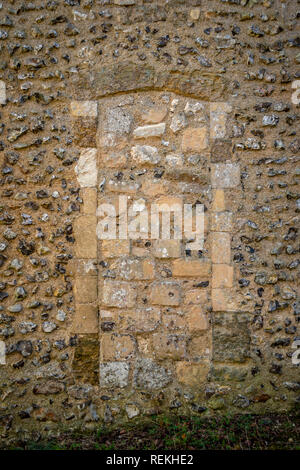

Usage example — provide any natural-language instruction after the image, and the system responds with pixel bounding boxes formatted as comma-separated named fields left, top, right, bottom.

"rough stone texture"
left=75, top=148, right=97, bottom=188
left=133, top=358, right=172, bottom=390
left=100, top=362, right=130, bottom=388
left=0, top=0, right=298, bottom=442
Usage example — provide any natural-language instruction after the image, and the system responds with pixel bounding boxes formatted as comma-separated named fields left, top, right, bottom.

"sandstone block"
left=82, top=188, right=97, bottom=215
left=74, top=216, right=97, bottom=259
left=150, top=281, right=181, bottom=306
left=212, top=189, right=225, bottom=212
left=212, top=264, right=234, bottom=288
left=184, top=289, right=208, bottom=305
left=182, top=127, right=208, bottom=152
left=189, top=336, right=211, bottom=359
left=74, top=276, right=97, bottom=303
left=211, top=232, right=231, bottom=264
left=172, top=259, right=211, bottom=278
left=212, top=288, right=237, bottom=312
left=72, top=303, right=98, bottom=334
left=186, top=306, right=208, bottom=331
left=101, top=334, right=136, bottom=361
left=152, top=333, right=186, bottom=360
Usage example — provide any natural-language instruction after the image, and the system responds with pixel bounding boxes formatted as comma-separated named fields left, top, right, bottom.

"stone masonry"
left=0, top=0, right=299, bottom=443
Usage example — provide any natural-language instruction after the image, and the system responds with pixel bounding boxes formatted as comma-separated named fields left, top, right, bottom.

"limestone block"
left=152, top=240, right=181, bottom=258
left=141, top=106, right=168, bottom=124
left=101, top=240, right=130, bottom=258
left=0, top=81, right=6, bottom=105
left=133, top=123, right=166, bottom=138
left=133, top=358, right=172, bottom=390
left=120, top=307, right=161, bottom=333
left=75, top=148, right=97, bottom=188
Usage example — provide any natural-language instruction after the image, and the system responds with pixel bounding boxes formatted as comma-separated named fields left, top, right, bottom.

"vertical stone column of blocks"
left=96, top=92, right=214, bottom=393
left=71, top=101, right=99, bottom=383
left=209, top=103, right=240, bottom=312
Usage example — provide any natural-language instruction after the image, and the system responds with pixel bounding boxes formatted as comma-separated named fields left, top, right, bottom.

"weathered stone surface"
left=152, top=240, right=182, bottom=258
left=213, top=313, right=250, bottom=363
left=120, top=307, right=161, bottom=332
left=72, top=304, right=98, bottom=334
left=182, top=127, right=208, bottom=152
left=111, top=257, right=155, bottom=280
left=172, top=259, right=211, bottom=278
left=133, top=123, right=165, bottom=139
left=101, top=334, right=136, bottom=361
left=131, top=145, right=160, bottom=165
left=74, top=276, right=97, bottom=303
left=71, top=101, right=97, bottom=117
left=211, top=164, right=240, bottom=189
left=152, top=333, right=186, bottom=360
left=75, top=148, right=97, bottom=188
left=100, top=362, right=130, bottom=388
left=176, top=362, right=210, bottom=387
left=186, top=306, right=208, bottom=331
left=150, top=281, right=181, bottom=306
left=211, top=232, right=231, bottom=264
left=133, top=358, right=172, bottom=390
left=142, top=106, right=168, bottom=124
left=102, top=280, right=137, bottom=308
left=73, top=334, right=99, bottom=385
left=101, top=240, right=130, bottom=258
left=74, top=216, right=97, bottom=259
left=212, top=264, right=234, bottom=289
left=0, top=81, right=6, bottom=105
left=0, top=340, right=5, bottom=365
